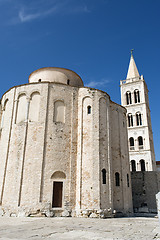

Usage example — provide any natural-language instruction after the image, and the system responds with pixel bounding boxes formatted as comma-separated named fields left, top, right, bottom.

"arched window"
left=127, top=174, right=129, bottom=187
left=128, top=113, right=133, bottom=127
left=126, top=91, right=132, bottom=105
left=140, top=159, right=145, bottom=171
left=87, top=105, right=91, bottom=114
left=136, top=112, right=142, bottom=126
left=16, top=94, right=27, bottom=124
left=131, top=160, right=136, bottom=172
left=29, top=92, right=40, bottom=122
left=138, top=136, right=143, bottom=149
left=115, top=172, right=120, bottom=186
left=134, top=89, right=140, bottom=103
left=53, top=100, right=65, bottom=123
left=129, top=137, right=134, bottom=150
left=102, top=169, right=106, bottom=184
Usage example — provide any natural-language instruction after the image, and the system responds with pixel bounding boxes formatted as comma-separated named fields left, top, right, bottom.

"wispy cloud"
left=19, top=9, right=40, bottom=23
left=4, top=0, right=91, bottom=24
left=86, top=78, right=111, bottom=88
left=18, top=6, right=59, bottom=23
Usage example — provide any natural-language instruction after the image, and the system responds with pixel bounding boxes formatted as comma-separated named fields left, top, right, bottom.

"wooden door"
left=52, top=181, right=63, bottom=208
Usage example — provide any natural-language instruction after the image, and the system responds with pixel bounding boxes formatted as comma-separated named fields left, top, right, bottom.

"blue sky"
left=0, top=0, right=159, bottom=160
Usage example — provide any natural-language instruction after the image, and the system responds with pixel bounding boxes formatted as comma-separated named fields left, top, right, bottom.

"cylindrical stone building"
left=0, top=67, right=133, bottom=217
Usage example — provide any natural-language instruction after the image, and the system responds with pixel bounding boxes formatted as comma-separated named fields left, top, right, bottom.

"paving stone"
left=0, top=217, right=158, bottom=240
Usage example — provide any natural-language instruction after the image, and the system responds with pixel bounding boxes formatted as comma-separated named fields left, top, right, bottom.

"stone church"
left=0, top=52, right=156, bottom=218
left=0, top=63, right=133, bottom=217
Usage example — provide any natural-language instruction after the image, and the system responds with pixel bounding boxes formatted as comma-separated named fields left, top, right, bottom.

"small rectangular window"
left=102, top=169, right=106, bottom=184
left=87, top=106, right=91, bottom=114
left=115, top=172, right=120, bottom=186
left=127, top=174, right=129, bottom=187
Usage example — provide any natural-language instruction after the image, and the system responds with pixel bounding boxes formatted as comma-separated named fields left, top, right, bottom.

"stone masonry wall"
left=131, top=171, right=160, bottom=213
left=0, top=74, right=133, bottom=218
left=110, top=102, right=133, bottom=216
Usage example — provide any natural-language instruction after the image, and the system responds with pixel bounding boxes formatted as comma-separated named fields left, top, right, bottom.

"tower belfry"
left=120, top=51, right=156, bottom=172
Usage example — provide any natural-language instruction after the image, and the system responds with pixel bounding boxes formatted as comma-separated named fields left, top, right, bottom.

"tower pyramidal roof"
left=126, top=50, right=140, bottom=79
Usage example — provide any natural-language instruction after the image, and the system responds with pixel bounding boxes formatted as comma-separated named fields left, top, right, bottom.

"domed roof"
left=29, top=67, right=84, bottom=87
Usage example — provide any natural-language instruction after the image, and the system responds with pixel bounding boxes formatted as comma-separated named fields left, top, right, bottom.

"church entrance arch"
left=51, top=171, right=66, bottom=208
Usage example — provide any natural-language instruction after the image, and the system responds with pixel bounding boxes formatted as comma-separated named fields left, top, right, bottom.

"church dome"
left=28, top=67, right=84, bottom=87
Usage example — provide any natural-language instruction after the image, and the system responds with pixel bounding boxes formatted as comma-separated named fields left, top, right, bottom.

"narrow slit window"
left=102, top=169, right=106, bottom=184
left=127, top=174, right=129, bottom=187
left=67, top=79, right=70, bottom=85
left=87, top=105, right=91, bottom=114
left=115, top=172, right=120, bottom=186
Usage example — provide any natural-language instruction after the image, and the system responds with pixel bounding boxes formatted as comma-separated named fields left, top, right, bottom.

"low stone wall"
left=0, top=206, right=114, bottom=218
left=131, top=171, right=160, bottom=213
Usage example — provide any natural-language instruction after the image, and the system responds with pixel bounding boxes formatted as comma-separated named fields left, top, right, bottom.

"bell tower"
left=120, top=51, right=156, bottom=172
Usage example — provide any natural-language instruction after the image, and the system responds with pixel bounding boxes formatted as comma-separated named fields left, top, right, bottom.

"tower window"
left=131, top=160, right=136, bottom=172
left=134, top=89, right=140, bottom=103
left=140, top=159, right=145, bottom=171
left=128, top=113, right=133, bottom=127
left=129, top=137, right=134, bottom=150
left=115, top=172, right=120, bottom=186
left=138, top=136, right=143, bottom=149
left=102, top=169, right=106, bottom=184
left=136, top=112, right=142, bottom=126
left=126, top=91, right=132, bottom=105
left=87, top=105, right=91, bottom=114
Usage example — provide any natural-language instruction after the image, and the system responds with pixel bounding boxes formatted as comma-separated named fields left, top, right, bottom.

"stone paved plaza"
left=0, top=217, right=159, bottom=240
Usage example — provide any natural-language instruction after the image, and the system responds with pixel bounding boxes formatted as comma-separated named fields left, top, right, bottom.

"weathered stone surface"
left=0, top=67, right=132, bottom=218
left=62, top=210, right=71, bottom=217
left=0, top=217, right=158, bottom=240
left=89, top=212, right=97, bottom=218
left=17, top=211, right=26, bottom=217
left=0, top=208, right=4, bottom=216
left=131, top=171, right=160, bottom=213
